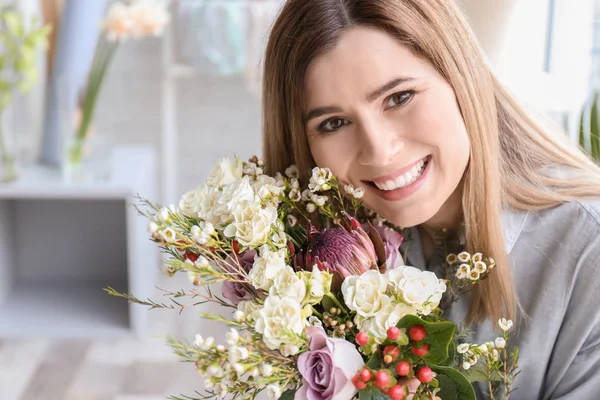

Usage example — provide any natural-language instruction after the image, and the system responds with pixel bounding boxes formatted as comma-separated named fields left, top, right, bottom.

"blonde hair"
left=261, top=0, right=600, bottom=323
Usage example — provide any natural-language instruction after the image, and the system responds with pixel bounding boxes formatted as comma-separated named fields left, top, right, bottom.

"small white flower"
left=469, top=269, right=481, bottom=281
left=446, top=253, right=458, bottom=265
left=499, top=318, right=513, bottom=331
left=308, top=167, right=333, bottom=192
left=213, top=382, right=228, bottom=397
left=290, top=178, right=300, bottom=189
left=306, top=203, right=316, bottom=213
left=478, top=344, right=489, bottom=355
left=495, top=337, right=506, bottom=349
left=271, top=232, right=287, bottom=248
left=204, top=377, right=214, bottom=389
left=267, top=384, right=282, bottom=400
left=260, top=363, right=273, bottom=377
left=301, top=189, right=312, bottom=201
left=457, top=263, right=470, bottom=275
left=232, top=363, right=245, bottom=375
left=455, top=270, right=467, bottom=280
left=311, top=194, right=327, bottom=207
left=462, top=361, right=471, bottom=370
left=195, top=256, right=209, bottom=268
left=474, top=261, right=487, bottom=273
left=457, top=251, right=471, bottom=263
left=308, top=316, right=323, bottom=327
left=206, top=365, right=220, bottom=376
left=187, top=271, right=200, bottom=285
left=287, top=214, right=298, bottom=227
left=488, top=257, right=496, bottom=269
left=216, top=345, right=225, bottom=352
left=344, top=184, right=355, bottom=194
left=288, top=188, right=302, bottom=202
left=147, top=221, right=158, bottom=234
left=492, top=349, right=500, bottom=362
left=226, top=328, right=239, bottom=345
left=285, top=165, right=300, bottom=179
left=469, top=355, right=479, bottom=366
left=250, top=367, right=260, bottom=378
left=457, top=343, right=470, bottom=354
left=159, top=227, right=176, bottom=243
left=353, top=187, right=365, bottom=199
left=280, top=343, right=300, bottom=356
left=201, top=337, right=214, bottom=350
left=472, top=252, right=483, bottom=263
left=194, top=334, right=204, bottom=347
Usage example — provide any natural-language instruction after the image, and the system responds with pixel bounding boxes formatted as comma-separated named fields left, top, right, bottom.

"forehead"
left=304, top=27, right=432, bottom=105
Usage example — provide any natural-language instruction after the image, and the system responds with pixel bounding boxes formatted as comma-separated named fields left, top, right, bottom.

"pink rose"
left=296, top=326, right=365, bottom=400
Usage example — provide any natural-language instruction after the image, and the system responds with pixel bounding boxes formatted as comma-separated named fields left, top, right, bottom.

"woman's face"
left=304, top=27, right=470, bottom=228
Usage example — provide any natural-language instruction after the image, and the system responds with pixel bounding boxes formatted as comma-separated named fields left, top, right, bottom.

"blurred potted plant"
left=0, top=7, right=50, bottom=182
left=577, top=92, right=600, bottom=164
left=64, top=0, right=169, bottom=176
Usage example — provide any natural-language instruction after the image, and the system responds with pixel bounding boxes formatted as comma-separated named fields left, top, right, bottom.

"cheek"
left=308, top=136, right=354, bottom=180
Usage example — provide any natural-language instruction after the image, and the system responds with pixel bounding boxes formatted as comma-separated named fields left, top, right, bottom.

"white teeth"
left=373, top=158, right=428, bottom=191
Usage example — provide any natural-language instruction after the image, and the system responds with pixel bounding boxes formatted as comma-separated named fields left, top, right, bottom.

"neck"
left=420, top=183, right=464, bottom=242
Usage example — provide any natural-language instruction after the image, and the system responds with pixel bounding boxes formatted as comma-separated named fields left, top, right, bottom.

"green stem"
left=325, top=292, right=347, bottom=314
left=69, top=37, right=118, bottom=165
left=0, top=114, right=16, bottom=182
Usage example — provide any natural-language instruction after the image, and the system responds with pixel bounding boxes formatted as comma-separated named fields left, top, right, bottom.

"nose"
left=356, top=116, right=404, bottom=167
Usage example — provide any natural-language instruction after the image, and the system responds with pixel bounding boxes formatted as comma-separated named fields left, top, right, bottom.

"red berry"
left=355, top=332, right=369, bottom=346
left=416, top=366, right=434, bottom=383
left=232, top=241, right=240, bottom=254
left=387, top=326, right=400, bottom=341
left=395, top=361, right=411, bottom=376
left=184, top=251, right=198, bottom=262
left=409, top=325, right=426, bottom=341
left=411, top=343, right=429, bottom=357
left=374, top=370, right=391, bottom=389
left=359, top=369, right=371, bottom=382
left=352, top=375, right=367, bottom=390
left=383, top=345, right=400, bottom=363
left=388, top=385, right=406, bottom=400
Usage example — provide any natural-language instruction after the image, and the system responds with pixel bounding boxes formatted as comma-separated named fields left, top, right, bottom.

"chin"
left=369, top=200, right=443, bottom=229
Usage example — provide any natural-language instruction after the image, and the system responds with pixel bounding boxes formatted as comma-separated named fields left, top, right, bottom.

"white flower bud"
left=495, top=337, right=506, bottom=349
left=306, top=203, right=316, bottom=213
left=499, top=318, right=513, bottom=331
left=158, top=207, right=170, bottom=222
left=233, top=311, right=245, bottom=322
left=287, top=214, right=298, bottom=227
left=260, top=363, right=273, bottom=377
left=217, top=345, right=225, bottom=352
left=147, top=221, right=159, bottom=234
left=194, top=334, right=204, bottom=347
left=344, top=184, right=355, bottom=194
left=226, top=328, right=239, bottom=345
left=267, top=384, right=282, bottom=400
left=462, top=361, right=471, bottom=370
left=207, top=365, right=220, bottom=376
left=195, top=256, right=209, bottom=268
left=233, top=363, right=245, bottom=374
left=353, top=188, right=365, bottom=199
left=250, top=367, right=260, bottom=378
left=201, top=337, right=214, bottom=350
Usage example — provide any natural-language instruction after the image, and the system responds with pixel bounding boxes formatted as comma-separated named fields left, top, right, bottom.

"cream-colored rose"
left=368, top=301, right=416, bottom=343
left=248, top=246, right=288, bottom=290
left=269, top=266, right=307, bottom=302
left=178, top=186, right=205, bottom=218
left=390, top=266, right=447, bottom=315
left=297, top=266, right=333, bottom=306
left=224, top=203, right=277, bottom=247
left=342, top=270, right=390, bottom=318
left=206, top=157, right=244, bottom=188
left=255, top=295, right=305, bottom=350
left=237, top=300, right=261, bottom=322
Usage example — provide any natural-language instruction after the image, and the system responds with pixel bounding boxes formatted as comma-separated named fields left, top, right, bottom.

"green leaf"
left=367, top=352, right=382, bottom=369
left=591, top=93, right=600, bottom=162
left=439, top=340, right=456, bottom=367
left=396, top=315, right=455, bottom=364
left=359, top=387, right=389, bottom=400
left=461, top=365, right=489, bottom=383
left=280, top=390, right=296, bottom=400
left=432, top=365, right=476, bottom=400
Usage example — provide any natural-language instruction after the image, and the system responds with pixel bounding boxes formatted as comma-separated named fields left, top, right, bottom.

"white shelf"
left=0, top=146, right=158, bottom=338
left=0, top=281, right=130, bottom=338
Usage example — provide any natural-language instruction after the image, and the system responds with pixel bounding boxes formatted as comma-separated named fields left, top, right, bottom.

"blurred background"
left=0, top=0, right=599, bottom=399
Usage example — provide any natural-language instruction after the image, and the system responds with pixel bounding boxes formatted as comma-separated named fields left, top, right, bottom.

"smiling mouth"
left=366, top=156, right=430, bottom=191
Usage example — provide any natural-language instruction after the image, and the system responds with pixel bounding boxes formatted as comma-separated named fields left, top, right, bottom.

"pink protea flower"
left=295, top=212, right=386, bottom=289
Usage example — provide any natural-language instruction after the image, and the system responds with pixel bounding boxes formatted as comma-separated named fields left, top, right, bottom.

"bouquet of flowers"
left=107, top=156, right=519, bottom=400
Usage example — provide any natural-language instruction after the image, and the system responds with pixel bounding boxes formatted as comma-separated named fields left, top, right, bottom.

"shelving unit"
left=0, top=146, right=158, bottom=338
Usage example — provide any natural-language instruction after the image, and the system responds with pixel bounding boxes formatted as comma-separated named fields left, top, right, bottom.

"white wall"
left=460, top=0, right=595, bottom=127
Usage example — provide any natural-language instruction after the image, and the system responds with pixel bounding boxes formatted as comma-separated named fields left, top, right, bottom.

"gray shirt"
left=402, top=199, right=600, bottom=399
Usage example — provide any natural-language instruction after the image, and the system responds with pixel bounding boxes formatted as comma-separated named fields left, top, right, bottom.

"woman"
left=261, top=0, right=600, bottom=398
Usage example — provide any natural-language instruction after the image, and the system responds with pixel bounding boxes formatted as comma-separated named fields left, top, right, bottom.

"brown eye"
left=318, top=118, right=350, bottom=133
left=386, top=91, right=414, bottom=108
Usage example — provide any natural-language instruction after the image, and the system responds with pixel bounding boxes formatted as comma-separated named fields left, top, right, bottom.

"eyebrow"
left=304, top=76, right=416, bottom=123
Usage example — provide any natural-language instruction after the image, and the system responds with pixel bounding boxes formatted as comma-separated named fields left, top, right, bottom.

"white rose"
left=390, top=266, right=447, bottom=315
left=194, top=185, right=221, bottom=226
left=224, top=203, right=278, bottom=247
left=237, top=300, right=262, bottom=322
left=248, top=246, right=288, bottom=290
left=255, top=296, right=305, bottom=350
left=206, top=157, right=243, bottom=188
left=368, top=301, right=416, bottom=343
left=178, top=186, right=205, bottom=217
left=269, top=266, right=307, bottom=302
left=215, top=177, right=258, bottom=225
left=342, top=270, right=390, bottom=318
